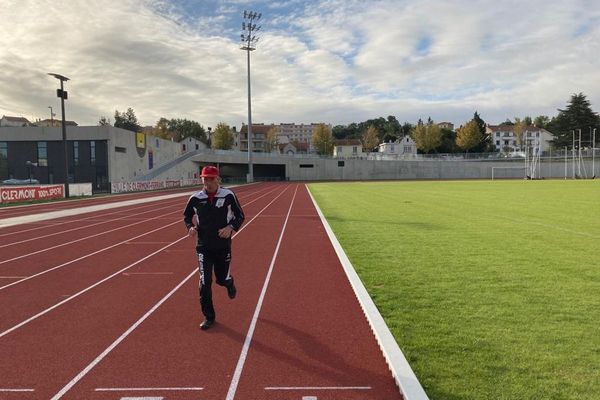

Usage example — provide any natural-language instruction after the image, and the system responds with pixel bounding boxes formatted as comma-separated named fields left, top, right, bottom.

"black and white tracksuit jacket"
left=183, top=187, right=245, bottom=249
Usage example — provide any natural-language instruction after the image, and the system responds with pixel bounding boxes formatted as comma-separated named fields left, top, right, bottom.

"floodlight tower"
left=240, top=10, right=261, bottom=183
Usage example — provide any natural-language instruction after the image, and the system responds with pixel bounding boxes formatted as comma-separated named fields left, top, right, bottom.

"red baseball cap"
left=201, top=165, right=220, bottom=178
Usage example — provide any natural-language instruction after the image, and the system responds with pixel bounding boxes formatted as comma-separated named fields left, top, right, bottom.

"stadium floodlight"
left=48, top=72, right=71, bottom=198
left=240, top=9, right=261, bottom=183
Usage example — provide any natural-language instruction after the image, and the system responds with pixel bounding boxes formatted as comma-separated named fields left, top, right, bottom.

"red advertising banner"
left=0, top=185, right=65, bottom=204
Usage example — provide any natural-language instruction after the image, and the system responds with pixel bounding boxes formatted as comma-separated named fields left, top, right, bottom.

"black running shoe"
left=200, top=319, right=214, bottom=330
left=227, top=283, right=237, bottom=299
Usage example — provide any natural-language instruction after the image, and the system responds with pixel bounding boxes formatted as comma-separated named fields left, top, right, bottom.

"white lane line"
left=49, top=185, right=291, bottom=400
left=0, top=276, right=28, bottom=279
left=120, top=397, right=163, bottom=400
left=0, top=236, right=187, bottom=339
left=0, top=388, right=35, bottom=392
left=226, top=184, right=299, bottom=400
left=122, top=272, right=174, bottom=276
left=0, top=221, right=181, bottom=291
left=95, top=387, right=203, bottom=391
left=0, top=208, right=183, bottom=265
left=265, top=386, right=371, bottom=390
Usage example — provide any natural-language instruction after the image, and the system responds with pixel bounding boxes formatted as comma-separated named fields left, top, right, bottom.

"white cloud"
left=0, top=0, right=599, bottom=129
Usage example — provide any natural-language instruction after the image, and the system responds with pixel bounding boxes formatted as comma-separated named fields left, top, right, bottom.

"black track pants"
left=196, top=246, right=234, bottom=321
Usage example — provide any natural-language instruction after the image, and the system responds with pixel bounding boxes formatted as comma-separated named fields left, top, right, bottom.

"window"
left=336, top=146, right=342, bottom=153
left=536, top=132, right=540, bottom=137
left=527, top=132, right=532, bottom=137
left=299, top=164, right=314, bottom=168
left=496, top=132, right=500, bottom=137
left=182, top=144, right=187, bottom=152
left=155, top=138, right=160, bottom=147
left=390, top=144, right=395, bottom=152
left=37, top=141, right=48, bottom=166
left=504, top=140, right=509, bottom=145
left=73, top=141, right=79, bottom=166
left=496, top=140, right=500, bottom=145
left=338, top=161, right=345, bottom=167
left=352, top=146, right=358, bottom=154
left=195, top=144, right=199, bottom=150
left=404, top=146, right=412, bottom=152
left=0, top=142, right=7, bottom=158
left=115, top=146, right=127, bottom=153
left=90, top=141, right=96, bottom=165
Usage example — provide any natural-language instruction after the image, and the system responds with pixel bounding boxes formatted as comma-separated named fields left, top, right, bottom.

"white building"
left=334, top=139, right=363, bottom=158
left=486, top=125, right=554, bottom=153
left=0, top=115, right=31, bottom=127
left=378, top=136, right=417, bottom=156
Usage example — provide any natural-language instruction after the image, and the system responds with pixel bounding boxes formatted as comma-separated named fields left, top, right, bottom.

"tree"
left=114, top=108, right=141, bottom=132
left=437, top=128, right=458, bottom=153
left=168, top=118, right=207, bottom=143
left=456, top=120, right=482, bottom=152
left=362, top=125, right=380, bottom=152
left=412, top=122, right=442, bottom=153
left=211, top=122, right=234, bottom=150
left=523, top=116, right=533, bottom=126
left=547, top=93, right=600, bottom=148
left=533, top=115, right=550, bottom=128
left=470, top=111, right=492, bottom=152
left=513, top=117, right=526, bottom=150
left=265, top=127, right=279, bottom=153
left=312, top=123, right=334, bottom=155
left=98, top=116, right=111, bottom=126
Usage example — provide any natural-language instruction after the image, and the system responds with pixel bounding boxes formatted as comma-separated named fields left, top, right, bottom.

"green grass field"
left=309, top=180, right=600, bottom=400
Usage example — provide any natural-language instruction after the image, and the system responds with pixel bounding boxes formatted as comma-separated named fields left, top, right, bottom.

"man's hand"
left=218, top=225, right=234, bottom=238
left=188, top=226, right=197, bottom=237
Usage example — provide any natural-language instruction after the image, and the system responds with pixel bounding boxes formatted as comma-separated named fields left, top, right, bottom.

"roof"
left=2, top=115, right=30, bottom=122
left=239, top=124, right=276, bottom=135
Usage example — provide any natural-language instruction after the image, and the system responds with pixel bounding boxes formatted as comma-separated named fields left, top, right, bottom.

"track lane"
left=229, top=184, right=403, bottom=399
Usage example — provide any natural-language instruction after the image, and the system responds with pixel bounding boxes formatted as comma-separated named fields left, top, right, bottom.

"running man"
left=183, top=166, right=245, bottom=330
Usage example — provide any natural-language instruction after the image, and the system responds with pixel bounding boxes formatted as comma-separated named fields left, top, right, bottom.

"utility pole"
left=240, top=10, right=261, bottom=183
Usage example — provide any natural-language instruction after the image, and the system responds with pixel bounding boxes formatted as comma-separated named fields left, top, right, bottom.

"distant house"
left=486, top=124, right=553, bottom=153
left=0, top=115, right=31, bottom=127
left=333, top=139, right=362, bottom=157
left=35, top=119, right=78, bottom=127
left=437, top=122, right=454, bottom=131
left=378, top=136, right=417, bottom=156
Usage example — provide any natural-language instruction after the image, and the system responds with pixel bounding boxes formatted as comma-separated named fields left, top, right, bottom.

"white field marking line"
left=496, top=214, right=600, bottom=239
left=0, top=184, right=282, bottom=291
left=265, top=386, right=372, bottom=390
left=307, top=185, right=429, bottom=400
left=226, top=184, right=299, bottom=400
left=49, top=185, right=290, bottom=400
left=0, top=235, right=188, bottom=339
left=0, top=202, right=184, bottom=249
left=0, top=388, right=35, bottom=392
left=0, top=207, right=185, bottom=265
left=0, top=197, right=184, bottom=238
left=0, top=276, right=28, bottom=279
left=0, top=220, right=181, bottom=291
left=95, top=387, right=203, bottom=391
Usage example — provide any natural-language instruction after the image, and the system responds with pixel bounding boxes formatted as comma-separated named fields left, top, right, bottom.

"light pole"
left=241, top=10, right=261, bottom=183
left=48, top=73, right=70, bottom=198
left=25, top=161, right=37, bottom=183
left=48, top=106, right=55, bottom=125
left=593, top=128, right=597, bottom=178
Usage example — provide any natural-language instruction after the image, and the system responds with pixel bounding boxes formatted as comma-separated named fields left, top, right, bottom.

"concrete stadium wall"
left=189, top=152, right=597, bottom=181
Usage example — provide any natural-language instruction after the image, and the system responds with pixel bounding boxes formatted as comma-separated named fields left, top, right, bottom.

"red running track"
left=0, top=182, right=403, bottom=400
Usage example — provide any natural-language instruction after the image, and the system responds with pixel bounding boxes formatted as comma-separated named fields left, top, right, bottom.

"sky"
left=1, top=0, right=599, bottom=130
